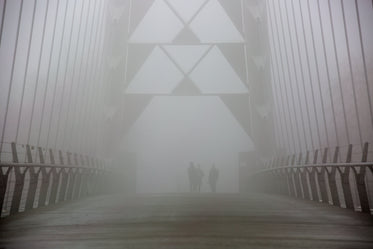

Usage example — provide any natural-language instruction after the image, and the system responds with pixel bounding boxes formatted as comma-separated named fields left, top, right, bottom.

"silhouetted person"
left=196, top=165, right=204, bottom=192
left=209, top=164, right=219, bottom=193
left=188, top=162, right=196, bottom=192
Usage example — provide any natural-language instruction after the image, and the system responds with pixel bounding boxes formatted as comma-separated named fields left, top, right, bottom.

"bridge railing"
left=249, top=143, right=373, bottom=214
left=0, top=142, right=113, bottom=218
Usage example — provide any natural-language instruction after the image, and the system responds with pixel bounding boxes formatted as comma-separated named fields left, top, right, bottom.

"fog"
left=121, top=96, right=253, bottom=193
left=1, top=0, right=373, bottom=197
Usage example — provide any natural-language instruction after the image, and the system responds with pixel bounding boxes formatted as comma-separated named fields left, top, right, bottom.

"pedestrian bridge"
left=1, top=0, right=373, bottom=248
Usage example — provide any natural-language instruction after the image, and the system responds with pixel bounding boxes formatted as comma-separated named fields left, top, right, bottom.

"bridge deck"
left=1, top=193, right=372, bottom=249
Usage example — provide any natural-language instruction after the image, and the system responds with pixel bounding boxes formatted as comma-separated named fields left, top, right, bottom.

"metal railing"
left=0, top=143, right=113, bottom=218
left=248, top=143, right=373, bottom=214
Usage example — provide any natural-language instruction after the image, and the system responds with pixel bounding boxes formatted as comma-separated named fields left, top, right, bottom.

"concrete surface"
left=0, top=193, right=372, bottom=248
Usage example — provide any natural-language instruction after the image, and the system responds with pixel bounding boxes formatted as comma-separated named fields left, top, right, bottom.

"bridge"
left=1, top=0, right=373, bottom=248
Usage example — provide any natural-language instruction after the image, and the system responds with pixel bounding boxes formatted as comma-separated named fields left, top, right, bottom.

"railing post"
left=65, top=168, right=75, bottom=200
left=0, top=167, right=11, bottom=216
left=58, top=169, right=69, bottom=202
left=48, top=168, right=60, bottom=204
left=327, top=146, right=340, bottom=207
left=86, top=156, right=90, bottom=167
left=354, top=142, right=370, bottom=213
left=305, top=151, right=310, bottom=164
left=80, top=169, right=88, bottom=197
left=293, top=168, right=302, bottom=198
left=38, top=147, right=45, bottom=164
left=25, top=167, right=40, bottom=211
left=317, top=148, right=329, bottom=204
left=80, top=154, right=85, bottom=166
left=10, top=167, right=28, bottom=215
left=49, top=149, right=55, bottom=164
left=38, top=168, right=51, bottom=207
left=74, top=153, right=78, bottom=165
left=308, top=150, right=319, bottom=201
left=11, top=142, right=18, bottom=163
left=73, top=170, right=82, bottom=199
left=25, top=145, right=33, bottom=163
left=59, top=150, right=64, bottom=165
left=286, top=169, right=295, bottom=197
left=291, top=154, right=302, bottom=198
left=317, top=168, right=329, bottom=204
left=340, top=144, right=354, bottom=209
left=300, top=169, right=310, bottom=200
left=67, top=152, right=72, bottom=165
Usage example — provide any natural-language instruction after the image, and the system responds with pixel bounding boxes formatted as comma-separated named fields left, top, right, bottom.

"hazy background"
left=1, top=0, right=372, bottom=195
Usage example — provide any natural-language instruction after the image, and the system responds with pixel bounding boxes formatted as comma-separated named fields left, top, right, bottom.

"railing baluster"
left=317, top=167, right=329, bottom=204
left=73, top=170, right=82, bottom=200
left=58, top=169, right=69, bottom=202
left=340, top=167, right=354, bottom=209
left=340, top=145, right=354, bottom=209
left=38, top=168, right=51, bottom=207
left=66, top=168, right=75, bottom=201
left=328, top=147, right=340, bottom=206
left=300, top=169, right=310, bottom=200
left=354, top=143, right=370, bottom=213
left=25, top=167, right=40, bottom=210
left=49, top=168, right=60, bottom=205
left=10, top=167, right=28, bottom=215
left=0, top=166, right=11, bottom=216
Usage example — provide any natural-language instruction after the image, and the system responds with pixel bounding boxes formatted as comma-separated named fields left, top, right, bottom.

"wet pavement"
left=1, top=193, right=372, bottom=248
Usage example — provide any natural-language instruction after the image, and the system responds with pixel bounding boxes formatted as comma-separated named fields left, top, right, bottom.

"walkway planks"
left=0, top=193, right=372, bottom=248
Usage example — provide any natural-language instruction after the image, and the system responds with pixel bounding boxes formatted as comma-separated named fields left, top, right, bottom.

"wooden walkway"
left=1, top=194, right=372, bottom=248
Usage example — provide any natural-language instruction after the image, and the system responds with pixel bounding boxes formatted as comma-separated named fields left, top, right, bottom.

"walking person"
left=188, top=162, right=196, bottom=192
left=208, top=164, right=219, bottom=193
left=196, top=165, right=204, bottom=192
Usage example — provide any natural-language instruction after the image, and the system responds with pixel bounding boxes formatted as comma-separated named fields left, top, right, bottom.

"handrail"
left=252, top=162, right=373, bottom=174
left=0, top=162, right=105, bottom=170
left=247, top=161, right=373, bottom=215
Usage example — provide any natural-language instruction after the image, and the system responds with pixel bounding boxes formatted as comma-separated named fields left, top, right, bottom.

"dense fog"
left=1, top=0, right=372, bottom=196
left=122, top=96, right=253, bottom=193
